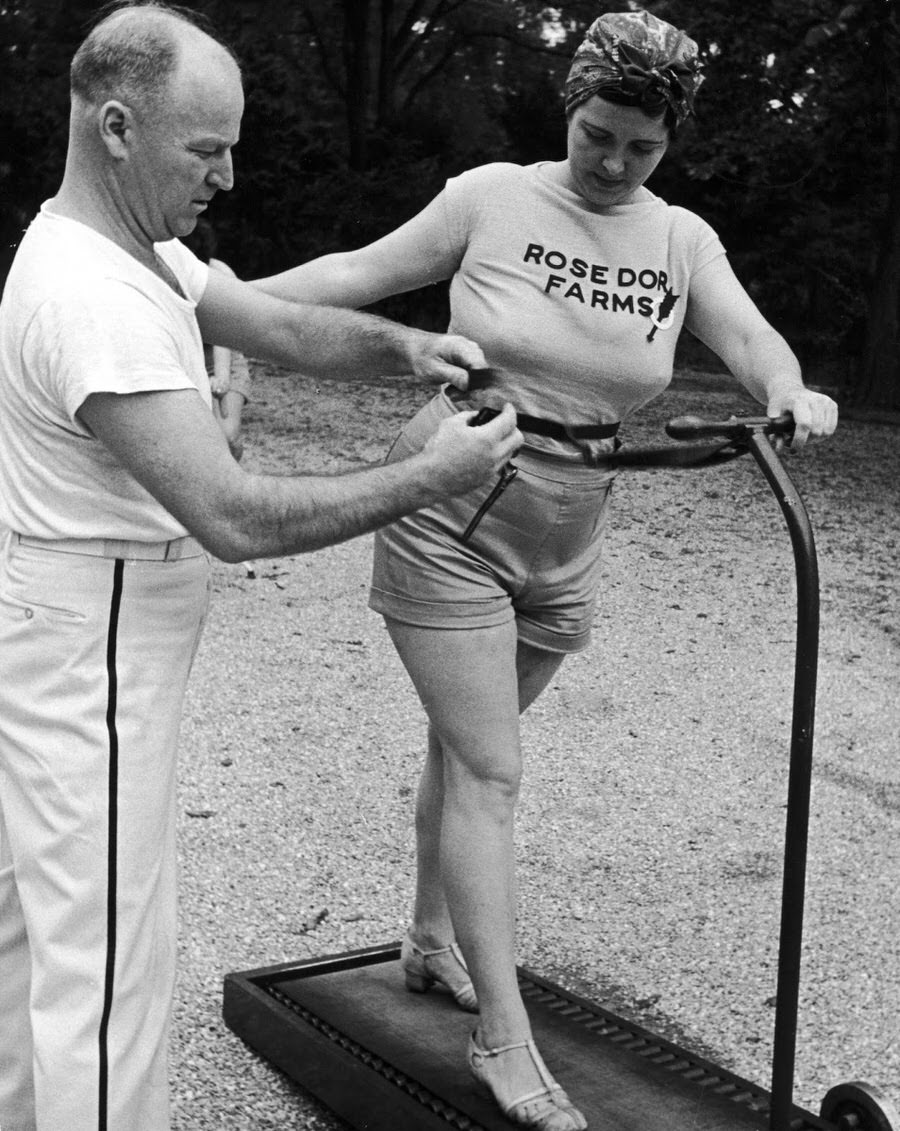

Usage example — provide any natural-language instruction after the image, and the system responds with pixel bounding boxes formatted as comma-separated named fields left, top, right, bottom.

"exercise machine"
left=224, top=413, right=898, bottom=1131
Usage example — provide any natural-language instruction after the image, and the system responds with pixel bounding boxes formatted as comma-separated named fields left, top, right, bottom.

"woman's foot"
left=400, top=931, right=479, bottom=1012
left=468, top=1030, right=587, bottom=1130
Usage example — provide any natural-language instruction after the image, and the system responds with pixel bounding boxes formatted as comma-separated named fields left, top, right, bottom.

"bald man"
left=0, top=3, right=520, bottom=1128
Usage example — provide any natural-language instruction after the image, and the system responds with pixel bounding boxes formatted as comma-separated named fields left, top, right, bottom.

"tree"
left=194, top=0, right=583, bottom=322
left=296, top=0, right=574, bottom=169
left=647, top=0, right=891, bottom=395
left=0, top=0, right=895, bottom=390
left=825, top=1, right=900, bottom=410
left=0, top=0, right=97, bottom=282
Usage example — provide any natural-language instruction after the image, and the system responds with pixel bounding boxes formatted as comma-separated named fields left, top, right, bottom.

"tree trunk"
left=376, top=0, right=395, bottom=127
left=853, top=4, right=900, bottom=410
left=855, top=108, right=900, bottom=409
left=342, top=0, right=371, bottom=170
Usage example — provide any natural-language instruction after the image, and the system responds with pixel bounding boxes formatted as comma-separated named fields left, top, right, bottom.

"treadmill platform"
left=223, top=943, right=827, bottom=1131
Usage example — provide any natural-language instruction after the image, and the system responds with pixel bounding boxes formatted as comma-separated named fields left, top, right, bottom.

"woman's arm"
left=251, top=193, right=461, bottom=308
left=684, top=256, right=838, bottom=445
left=196, top=269, right=485, bottom=388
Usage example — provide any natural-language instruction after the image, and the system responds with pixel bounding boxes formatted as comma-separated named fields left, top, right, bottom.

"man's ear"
left=98, top=100, right=133, bottom=158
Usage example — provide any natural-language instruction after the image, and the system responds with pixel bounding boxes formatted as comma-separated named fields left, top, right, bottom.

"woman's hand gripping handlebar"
left=665, top=412, right=795, bottom=443
left=612, top=413, right=797, bottom=469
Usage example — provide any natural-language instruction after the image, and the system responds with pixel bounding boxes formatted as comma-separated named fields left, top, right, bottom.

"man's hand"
left=415, top=403, right=522, bottom=496
left=79, top=389, right=521, bottom=563
left=406, top=331, right=487, bottom=390
left=766, top=386, right=839, bottom=449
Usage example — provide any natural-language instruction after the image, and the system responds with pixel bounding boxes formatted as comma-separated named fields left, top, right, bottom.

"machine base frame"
left=223, top=943, right=830, bottom=1131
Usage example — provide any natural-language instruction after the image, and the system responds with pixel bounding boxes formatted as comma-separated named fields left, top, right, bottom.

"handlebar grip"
left=666, top=415, right=736, bottom=440
left=665, top=413, right=794, bottom=442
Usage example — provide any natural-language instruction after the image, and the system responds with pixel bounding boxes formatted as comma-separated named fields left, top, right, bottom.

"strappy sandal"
left=400, top=932, right=478, bottom=1013
left=468, top=1031, right=587, bottom=1130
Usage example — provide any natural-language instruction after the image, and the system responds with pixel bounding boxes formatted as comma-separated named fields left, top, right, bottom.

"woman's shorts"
left=369, top=390, right=616, bottom=654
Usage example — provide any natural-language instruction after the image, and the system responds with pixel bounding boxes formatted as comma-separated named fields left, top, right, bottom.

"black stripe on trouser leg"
left=97, top=559, right=124, bottom=1131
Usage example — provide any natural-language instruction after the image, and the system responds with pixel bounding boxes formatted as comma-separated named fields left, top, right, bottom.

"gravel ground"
left=170, top=365, right=899, bottom=1129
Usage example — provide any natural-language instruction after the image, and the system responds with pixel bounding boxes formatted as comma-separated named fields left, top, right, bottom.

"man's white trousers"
left=0, top=534, right=210, bottom=1131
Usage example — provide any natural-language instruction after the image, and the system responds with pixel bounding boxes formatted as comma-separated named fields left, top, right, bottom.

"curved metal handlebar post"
left=600, top=413, right=795, bottom=471
left=665, top=414, right=819, bottom=1131
left=745, top=432, right=820, bottom=1131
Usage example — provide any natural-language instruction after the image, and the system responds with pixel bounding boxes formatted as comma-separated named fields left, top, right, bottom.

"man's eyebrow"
left=189, top=135, right=239, bottom=149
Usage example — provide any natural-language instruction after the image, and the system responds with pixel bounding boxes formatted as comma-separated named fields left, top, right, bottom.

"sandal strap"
left=416, top=940, right=469, bottom=969
left=413, top=940, right=452, bottom=958
left=508, top=1085, right=560, bottom=1110
left=419, top=942, right=451, bottom=958
left=469, top=1032, right=584, bottom=1130
left=471, top=1034, right=560, bottom=1094
left=473, top=1037, right=531, bottom=1057
left=448, top=941, right=467, bottom=966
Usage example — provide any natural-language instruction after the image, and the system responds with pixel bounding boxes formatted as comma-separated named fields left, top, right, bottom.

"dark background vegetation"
left=2, top=0, right=898, bottom=408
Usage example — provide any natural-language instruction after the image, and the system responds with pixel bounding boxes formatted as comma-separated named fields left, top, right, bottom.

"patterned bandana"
left=565, top=10, right=704, bottom=128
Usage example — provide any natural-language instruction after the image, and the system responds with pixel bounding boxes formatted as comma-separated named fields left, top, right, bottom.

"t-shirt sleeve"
left=440, top=163, right=518, bottom=261
left=683, top=208, right=727, bottom=275
left=26, top=278, right=201, bottom=424
left=158, top=237, right=210, bottom=301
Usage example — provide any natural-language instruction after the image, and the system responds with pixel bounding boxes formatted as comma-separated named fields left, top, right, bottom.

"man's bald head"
left=70, top=1, right=239, bottom=115
left=59, top=1, right=243, bottom=248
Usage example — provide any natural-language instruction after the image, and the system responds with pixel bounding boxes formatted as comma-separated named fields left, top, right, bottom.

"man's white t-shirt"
left=0, top=204, right=210, bottom=541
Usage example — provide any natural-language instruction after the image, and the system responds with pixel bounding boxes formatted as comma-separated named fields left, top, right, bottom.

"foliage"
left=0, top=1, right=94, bottom=278
left=649, top=0, right=888, bottom=384
left=0, top=0, right=896, bottom=399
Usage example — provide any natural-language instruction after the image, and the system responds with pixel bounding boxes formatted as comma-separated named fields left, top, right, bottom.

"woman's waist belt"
left=446, top=372, right=619, bottom=442
left=512, top=413, right=619, bottom=442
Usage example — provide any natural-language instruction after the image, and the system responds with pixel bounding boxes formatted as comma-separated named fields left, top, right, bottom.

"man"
left=0, top=3, right=521, bottom=1129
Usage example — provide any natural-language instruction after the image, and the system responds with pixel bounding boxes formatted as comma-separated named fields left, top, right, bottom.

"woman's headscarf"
left=565, top=10, right=704, bottom=129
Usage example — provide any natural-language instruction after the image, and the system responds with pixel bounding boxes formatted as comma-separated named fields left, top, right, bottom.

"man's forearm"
left=78, top=388, right=517, bottom=568
left=206, top=450, right=448, bottom=562
left=263, top=302, right=425, bottom=378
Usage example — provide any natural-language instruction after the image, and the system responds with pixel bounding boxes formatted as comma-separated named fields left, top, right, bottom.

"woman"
left=256, top=12, right=837, bottom=1129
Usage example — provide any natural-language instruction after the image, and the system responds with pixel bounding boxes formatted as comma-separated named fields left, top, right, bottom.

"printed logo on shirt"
left=647, top=287, right=681, bottom=341
left=522, top=243, right=681, bottom=336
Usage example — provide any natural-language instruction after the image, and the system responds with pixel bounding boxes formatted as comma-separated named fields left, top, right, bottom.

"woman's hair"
left=70, top=1, right=238, bottom=112
left=565, top=11, right=703, bottom=136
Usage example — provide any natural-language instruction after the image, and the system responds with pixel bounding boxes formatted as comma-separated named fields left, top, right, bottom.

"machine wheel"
left=821, top=1082, right=900, bottom=1131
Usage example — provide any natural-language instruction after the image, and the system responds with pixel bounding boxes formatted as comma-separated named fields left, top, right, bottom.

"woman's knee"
left=428, top=718, right=521, bottom=789
left=441, top=742, right=523, bottom=807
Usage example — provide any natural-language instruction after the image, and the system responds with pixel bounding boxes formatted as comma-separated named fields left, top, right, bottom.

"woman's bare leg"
left=410, top=628, right=566, bottom=948
left=387, top=617, right=566, bottom=1100
left=410, top=725, right=454, bottom=945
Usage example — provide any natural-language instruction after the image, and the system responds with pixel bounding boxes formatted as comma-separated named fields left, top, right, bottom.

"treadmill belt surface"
left=223, top=944, right=826, bottom=1131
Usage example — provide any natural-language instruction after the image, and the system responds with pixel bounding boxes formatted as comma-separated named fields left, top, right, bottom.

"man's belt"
left=15, top=533, right=205, bottom=560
